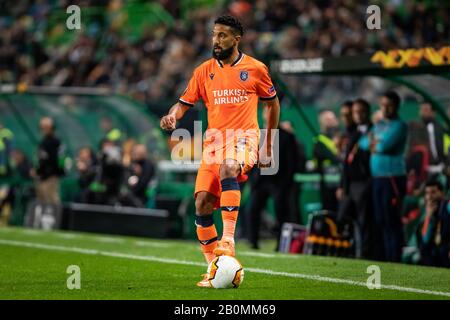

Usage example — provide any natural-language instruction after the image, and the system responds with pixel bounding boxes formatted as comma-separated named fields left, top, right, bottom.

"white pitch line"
left=17, top=229, right=43, bottom=236
left=134, top=241, right=170, bottom=248
left=92, top=236, right=125, bottom=243
left=54, top=233, right=78, bottom=239
left=240, top=251, right=277, bottom=258
left=0, top=239, right=449, bottom=298
left=6, top=228, right=173, bottom=248
left=0, top=239, right=204, bottom=267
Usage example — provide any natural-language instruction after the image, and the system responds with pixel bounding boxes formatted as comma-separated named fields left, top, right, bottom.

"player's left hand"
left=160, top=114, right=176, bottom=130
left=258, top=143, right=272, bottom=168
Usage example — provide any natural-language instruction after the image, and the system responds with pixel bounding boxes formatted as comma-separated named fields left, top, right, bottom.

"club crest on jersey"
left=209, top=73, right=215, bottom=80
left=240, top=70, right=248, bottom=81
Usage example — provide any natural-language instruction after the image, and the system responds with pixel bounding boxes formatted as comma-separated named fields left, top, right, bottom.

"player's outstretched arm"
left=160, top=102, right=191, bottom=131
left=259, top=96, right=280, bottom=167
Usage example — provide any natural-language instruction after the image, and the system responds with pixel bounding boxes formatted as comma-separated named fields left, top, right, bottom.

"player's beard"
left=212, top=45, right=234, bottom=60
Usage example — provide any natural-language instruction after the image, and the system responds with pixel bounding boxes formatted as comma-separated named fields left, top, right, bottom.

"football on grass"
left=207, top=256, right=244, bottom=289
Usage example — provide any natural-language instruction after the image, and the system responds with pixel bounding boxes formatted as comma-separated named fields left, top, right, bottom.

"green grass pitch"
left=0, top=227, right=449, bottom=300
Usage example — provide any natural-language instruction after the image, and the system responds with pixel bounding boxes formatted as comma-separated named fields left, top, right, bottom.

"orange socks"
left=196, top=215, right=218, bottom=264
left=196, top=178, right=240, bottom=264
left=220, top=178, right=241, bottom=241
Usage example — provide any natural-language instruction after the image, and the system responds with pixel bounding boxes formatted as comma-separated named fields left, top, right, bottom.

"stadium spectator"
left=0, top=123, right=14, bottom=177
left=417, top=179, right=450, bottom=268
left=100, top=116, right=123, bottom=145
left=369, top=91, right=408, bottom=262
left=1, top=149, right=34, bottom=226
left=335, top=100, right=356, bottom=203
left=337, top=100, right=357, bottom=158
left=419, top=102, right=446, bottom=172
left=0, top=123, right=14, bottom=223
left=337, top=98, right=374, bottom=259
left=33, top=117, right=64, bottom=205
left=313, top=110, right=340, bottom=212
left=279, top=120, right=307, bottom=225
left=122, top=144, right=155, bottom=207
left=122, top=138, right=137, bottom=167
left=74, top=147, right=97, bottom=203
left=406, top=121, right=430, bottom=186
left=371, top=109, right=383, bottom=124
left=246, top=111, right=302, bottom=250
left=11, top=149, right=32, bottom=181
left=94, top=138, right=124, bottom=205
left=1, top=1, right=448, bottom=105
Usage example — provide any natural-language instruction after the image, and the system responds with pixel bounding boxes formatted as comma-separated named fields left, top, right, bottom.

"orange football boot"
left=196, top=273, right=212, bottom=288
left=213, top=238, right=235, bottom=257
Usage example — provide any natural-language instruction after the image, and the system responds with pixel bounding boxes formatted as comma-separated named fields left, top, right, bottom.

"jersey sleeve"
left=256, top=64, right=277, bottom=100
left=179, top=68, right=202, bottom=107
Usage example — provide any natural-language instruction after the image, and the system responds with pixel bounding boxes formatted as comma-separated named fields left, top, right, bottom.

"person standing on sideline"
left=34, top=117, right=65, bottom=205
left=369, top=91, right=408, bottom=262
left=313, top=110, right=340, bottom=212
left=419, top=101, right=445, bottom=176
left=246, top=113, right=300, bottom=251
left=338, top=98, right=374, bottom=259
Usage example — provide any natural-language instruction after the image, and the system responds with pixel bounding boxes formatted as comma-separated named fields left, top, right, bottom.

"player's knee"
left=219, top=160, right=240, bottom=179
left=195, top=192, right=214, bottom=215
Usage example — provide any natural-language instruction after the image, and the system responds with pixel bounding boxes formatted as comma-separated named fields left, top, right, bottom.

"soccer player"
left=160, top=15, right=280, bottom=287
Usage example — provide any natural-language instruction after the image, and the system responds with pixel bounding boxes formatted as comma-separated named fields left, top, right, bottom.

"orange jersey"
left=179, top=52, right=276, bottom=150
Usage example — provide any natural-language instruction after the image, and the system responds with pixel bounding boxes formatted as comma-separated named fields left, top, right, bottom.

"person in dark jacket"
left=34, top=117, right=64, bottom=205
left=337, top=98, right=374, bottom=259
left=123, top=144, right=155, bottom=207
left=338, top=100, right=357, bottom=160
left=420, top=102, right=445, bottom=168
left=75, top=147, right=97, bottom=203
left=246, top=111, right=301, bottom=250
left=280, top=121, right=307, bottom=225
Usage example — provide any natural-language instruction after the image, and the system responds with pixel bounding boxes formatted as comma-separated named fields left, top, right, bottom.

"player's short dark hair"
left=425, top=178, right=444, bottom=191
left=214, top=15, right=244, bottom=36
left=383, top=90, right=401, bottom=109
left=353, top=98, right=371, bottom=114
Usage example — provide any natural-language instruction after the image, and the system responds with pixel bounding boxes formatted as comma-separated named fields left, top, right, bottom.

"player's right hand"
left=160, top=114, right=176, bottom=130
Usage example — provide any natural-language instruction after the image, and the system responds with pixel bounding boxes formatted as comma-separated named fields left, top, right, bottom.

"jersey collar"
left=215, top=51, right=244, bottom=68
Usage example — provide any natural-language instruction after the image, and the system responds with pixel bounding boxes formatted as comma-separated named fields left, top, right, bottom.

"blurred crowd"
left=74, top=117, right=156, bottom=207
left=0, top=115, right=156, bottom=220
left=1, top=0, right=448, bottom=105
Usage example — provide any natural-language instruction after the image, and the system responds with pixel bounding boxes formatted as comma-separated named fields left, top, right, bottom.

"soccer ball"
left=207, top=256, right=244, bottom=289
